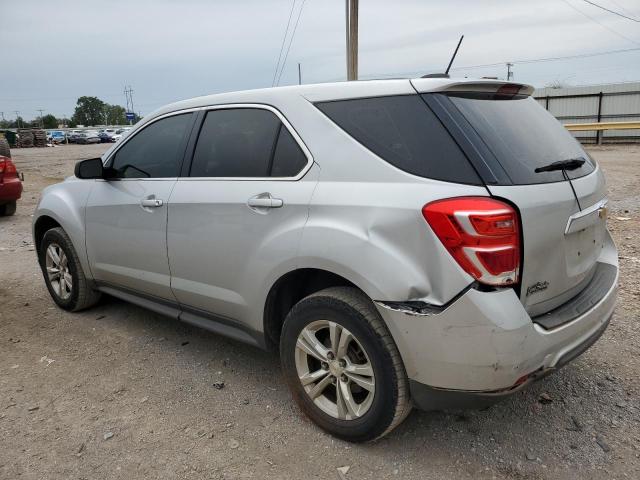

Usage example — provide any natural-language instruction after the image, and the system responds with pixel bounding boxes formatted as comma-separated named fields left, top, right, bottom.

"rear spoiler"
left=411, top=79, right=534, bottom=97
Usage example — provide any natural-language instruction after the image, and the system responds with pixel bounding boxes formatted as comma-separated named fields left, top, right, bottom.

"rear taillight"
left=0, top=156, right=18, bottom=179
left=422, top=197, right=520, bottom=287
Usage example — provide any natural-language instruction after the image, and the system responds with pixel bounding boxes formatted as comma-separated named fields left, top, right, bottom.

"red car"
left=0, top=155, right=23, bottom=216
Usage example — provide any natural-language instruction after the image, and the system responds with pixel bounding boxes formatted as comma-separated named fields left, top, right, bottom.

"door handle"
left=140, top=198, right=163, bottom=208
left=247, top=194, right=283, bottom=209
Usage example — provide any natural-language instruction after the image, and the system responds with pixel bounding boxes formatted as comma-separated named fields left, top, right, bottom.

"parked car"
left=33, top=78, right=618, bottom=442
left=112, top=127, right=132, bottom=142
left=75, top=130, right=101, bottom=144
left=98, top=129, right=118, bottom=143
left=0, top=155, right=23, bottom=216
left=47, top=130, right=66, bottom=144
left=66, top=130, right=84, bottom=143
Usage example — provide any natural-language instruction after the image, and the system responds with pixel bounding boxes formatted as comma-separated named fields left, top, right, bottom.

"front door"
left=85, top=112, right=195, bottom=300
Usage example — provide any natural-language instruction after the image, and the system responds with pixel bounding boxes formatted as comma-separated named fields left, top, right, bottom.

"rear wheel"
left=280, top=287, right=411, bottom=442
left=0, top=201, right=16, bottom=216
left=39, top=227, right=101, bottom=311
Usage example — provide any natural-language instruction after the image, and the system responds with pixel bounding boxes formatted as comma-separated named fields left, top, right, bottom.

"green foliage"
left=72, top=96, right=107, bottom=126
left=70, top=96, right=134, bottom=126
left=41, top=114, right=58, bottom=129
left=105, top=104, right=127, bottom=125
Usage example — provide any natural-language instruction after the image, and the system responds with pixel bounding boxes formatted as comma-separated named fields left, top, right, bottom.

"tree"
left=41, top=114, right=58, bottom=129
left=72, top=96, right=106, bottom=126
left=105, top=104, right=127, bottom=125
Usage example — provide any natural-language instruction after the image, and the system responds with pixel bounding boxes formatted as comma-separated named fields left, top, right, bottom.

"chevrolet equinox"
left=33, top=78, right=618, bottom=441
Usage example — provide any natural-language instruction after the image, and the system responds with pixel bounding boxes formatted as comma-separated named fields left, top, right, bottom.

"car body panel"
left=167, top=164, right=320, bottom=330
left=488, top=166, right=608, bottom=315
left=85, top=178, right=177, bottom=299
left=33, top=178, right=94, bottom=275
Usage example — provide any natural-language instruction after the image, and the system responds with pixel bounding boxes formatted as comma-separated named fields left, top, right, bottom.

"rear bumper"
left=375, top=256, right=618, bottom=409
left=408, top=315, right=611, bottom=410
left=0, top=178, right=22, bottom=202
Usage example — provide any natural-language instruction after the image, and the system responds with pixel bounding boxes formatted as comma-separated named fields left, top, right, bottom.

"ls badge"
left=526, top=281, right=549, bottom=297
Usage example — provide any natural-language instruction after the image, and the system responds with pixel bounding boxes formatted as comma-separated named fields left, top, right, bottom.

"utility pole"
left=124, top=85, right=135, bottom=124
left=37, top=109, right=45, bottom=128
left=346, top=0, right=358, bottom=81
left=14, top=111, right=21, bottom=128
left=298, top=62, right=302, bottom=85
left=0, top=112, right=5, bottom=122
left=506, top=62, right=514, bottom=81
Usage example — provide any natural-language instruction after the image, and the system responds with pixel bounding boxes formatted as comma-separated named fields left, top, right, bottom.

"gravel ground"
left=1, top=143, right=639, bottom=480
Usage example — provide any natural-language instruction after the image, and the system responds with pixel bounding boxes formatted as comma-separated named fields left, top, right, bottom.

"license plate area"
left=564, top=200, right=607, bottom=277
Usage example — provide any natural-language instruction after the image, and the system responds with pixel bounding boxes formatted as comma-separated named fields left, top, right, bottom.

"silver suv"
left=34, top=78, right=618, bottom=441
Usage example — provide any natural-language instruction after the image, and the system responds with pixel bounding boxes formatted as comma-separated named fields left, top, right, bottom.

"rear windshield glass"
left=315, top=95, right=481, bottom=185
left=445, top=95, right=595, bottom=184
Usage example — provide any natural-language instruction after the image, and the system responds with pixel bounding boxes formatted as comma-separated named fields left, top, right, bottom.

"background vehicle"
left=66, top=130, right=84, bottom=143
left=75, top=130, right=101, bottom=144
left=33, top=78, right=617, bottom=442
left=0, top=153, right=23, bottom=216
left=98, top=129, right=117, bottom=143
left=47, top=130, right=66, bottom=144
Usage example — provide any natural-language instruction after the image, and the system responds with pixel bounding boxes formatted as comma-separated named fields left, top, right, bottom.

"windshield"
left=444, top=94, right=595, bottom=184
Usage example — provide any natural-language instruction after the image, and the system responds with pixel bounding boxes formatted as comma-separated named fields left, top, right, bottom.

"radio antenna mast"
left=444, top=35, right=464, bottom=75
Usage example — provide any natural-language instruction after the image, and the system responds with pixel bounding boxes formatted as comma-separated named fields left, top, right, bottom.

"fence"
left=534, top=82, right=640, bottom=144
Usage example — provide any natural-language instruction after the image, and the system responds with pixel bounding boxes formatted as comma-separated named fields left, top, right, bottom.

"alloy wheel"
left=45, top=243, right=72, bottom=300
left=295, top=320, right=375, bottom=420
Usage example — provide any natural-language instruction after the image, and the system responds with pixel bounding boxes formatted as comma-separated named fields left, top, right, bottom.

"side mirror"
left=74, top=158, right=104, bottom=179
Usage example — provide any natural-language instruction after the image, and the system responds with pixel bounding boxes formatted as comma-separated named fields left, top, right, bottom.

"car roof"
left=147, top=77, right=534, bottom=121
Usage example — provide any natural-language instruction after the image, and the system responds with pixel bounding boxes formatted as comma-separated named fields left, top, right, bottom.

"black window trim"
left=101, top=108, right=199, bottom=181
left=181, top=103, right=314, bottom=181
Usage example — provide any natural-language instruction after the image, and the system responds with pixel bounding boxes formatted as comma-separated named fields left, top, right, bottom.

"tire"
left=39, top=227, right=101, bottom=311
left=0, top=201, right=16, bottom=216
left=0, top=137, right=10, bottom=157
left=280, top=287, right=411, bottom=442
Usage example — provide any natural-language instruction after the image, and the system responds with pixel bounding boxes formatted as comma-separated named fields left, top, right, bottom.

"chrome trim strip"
left=103, top=103, right=314, bottom=182
left=565, top=198, right=608, bottom=235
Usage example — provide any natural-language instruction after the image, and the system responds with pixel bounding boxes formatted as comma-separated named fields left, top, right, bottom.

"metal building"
left=534, top=82, right=640, bottom=143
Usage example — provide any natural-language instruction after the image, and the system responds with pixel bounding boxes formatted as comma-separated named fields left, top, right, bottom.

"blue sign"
left=125, top=112, right=135, bottom=121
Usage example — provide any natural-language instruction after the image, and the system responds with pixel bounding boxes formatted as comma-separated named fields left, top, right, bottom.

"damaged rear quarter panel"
left=297, top=179, right=487, bottom=306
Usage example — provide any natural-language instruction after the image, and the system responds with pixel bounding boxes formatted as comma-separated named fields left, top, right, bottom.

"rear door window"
left=315, top=95, right=481, bottom=184
left=190, top=108, right=308, bottom=178
left=443, top=94, right=595, bottom=184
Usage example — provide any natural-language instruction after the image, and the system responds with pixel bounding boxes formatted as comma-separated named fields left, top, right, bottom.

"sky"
left=1, top=0, right=639, bottom=121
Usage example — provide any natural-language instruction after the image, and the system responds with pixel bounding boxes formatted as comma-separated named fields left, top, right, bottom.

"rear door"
left=167, top=105, right=317, bottom=325
left=420, top=86, right=607, bottom=315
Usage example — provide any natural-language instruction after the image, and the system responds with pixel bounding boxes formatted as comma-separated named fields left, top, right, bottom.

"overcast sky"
left=1, top=0, right=639, bottom=121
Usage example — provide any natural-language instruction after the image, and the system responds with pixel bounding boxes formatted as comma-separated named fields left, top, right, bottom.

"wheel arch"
left=263, top=268, right=365, bottom=351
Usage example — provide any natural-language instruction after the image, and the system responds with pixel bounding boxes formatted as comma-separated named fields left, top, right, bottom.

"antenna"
left=444, top=35, right=464, bottom=75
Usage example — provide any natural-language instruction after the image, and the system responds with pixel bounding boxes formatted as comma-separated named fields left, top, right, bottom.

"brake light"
left=422, top=197, right=520, bottom=286
left=0, top=156, right=18, bottom=180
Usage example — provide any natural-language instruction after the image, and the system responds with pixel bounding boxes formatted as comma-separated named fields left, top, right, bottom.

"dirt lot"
left=1, top=144, right=639, bottom=480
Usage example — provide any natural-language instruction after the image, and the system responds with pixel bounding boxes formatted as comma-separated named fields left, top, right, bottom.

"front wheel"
left=280, top=287, right=411, bottom=442
left=39, top=227, right=101, bottom=311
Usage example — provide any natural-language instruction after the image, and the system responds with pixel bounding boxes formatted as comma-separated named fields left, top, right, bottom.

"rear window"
left=315, top=95, right=481, bottom=185
left=444, top=94, right=595, bottom=184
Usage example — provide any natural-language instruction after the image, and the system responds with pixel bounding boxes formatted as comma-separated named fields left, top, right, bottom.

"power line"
left=275, top=0, right=308, bottom=86
left=452, top=46, right=640, bottom=70
left=272, top=0, right=297, bottom=87
left=349, top=46, right=640, bottom=81
left=580, top=0, right=640, bottom=22
left=560, top=0, right=640, bottom=46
